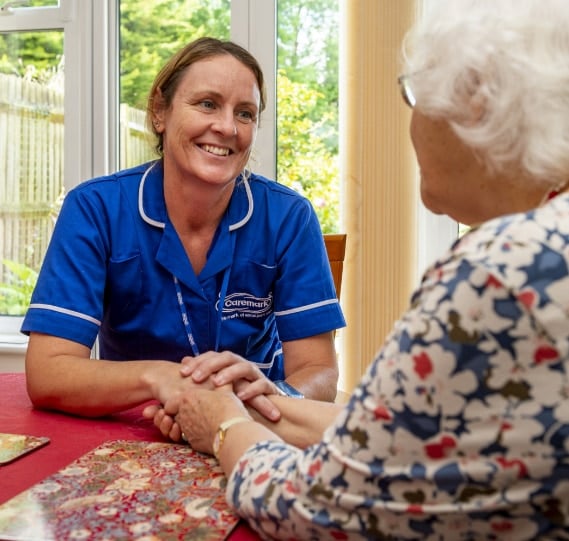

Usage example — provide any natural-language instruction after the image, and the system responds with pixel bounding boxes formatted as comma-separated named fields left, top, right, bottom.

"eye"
left=199, top=100, right=216, bottom=110
left=236, top=109, right=256, bottom=123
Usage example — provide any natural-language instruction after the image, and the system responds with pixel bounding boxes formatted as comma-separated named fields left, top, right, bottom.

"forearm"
left=25, top=334, right=178, bottom=417
left=282, top=332, right=339, bottom=402
left=285, top=365, right=339, bottom=402
left=247, top=395, right=342, bottom=448
left=27, top=358, right=175, bottom=417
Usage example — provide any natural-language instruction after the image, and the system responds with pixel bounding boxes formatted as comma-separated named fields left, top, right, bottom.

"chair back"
left=323, top=233, right=347, bottom=299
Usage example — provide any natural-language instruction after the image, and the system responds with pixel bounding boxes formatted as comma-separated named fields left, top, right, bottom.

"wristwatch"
left=274, top=380, right=304, bottom=399
left=212, top=416, right=251, bottom=460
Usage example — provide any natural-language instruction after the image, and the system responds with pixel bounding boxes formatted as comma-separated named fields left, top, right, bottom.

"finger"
left=234, top=376, right=275, bottom=400
left=169, top=421, right=183, bottom=443
left=163, top=396, right=181, bottom=416
left=246, top=393, right=281, bottom=422
left=142, top=403, right=161, bottom=419
left=213, top=362, right=265, bottom=387
left=179, top=355, right=200, bottom=376
left=158, top=414, right=175, bottom=439
left=189, top=351, right=246, bottom=382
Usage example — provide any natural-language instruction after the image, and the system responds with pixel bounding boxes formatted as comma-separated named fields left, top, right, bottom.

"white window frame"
left=0, top=0, right=86, bottom=355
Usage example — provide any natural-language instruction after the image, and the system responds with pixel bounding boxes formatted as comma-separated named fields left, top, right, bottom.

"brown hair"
left=146, top=36, right=266, bottom=156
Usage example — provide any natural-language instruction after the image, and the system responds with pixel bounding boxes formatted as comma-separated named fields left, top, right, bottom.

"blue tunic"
left=21, top=161, right=345, bottom=380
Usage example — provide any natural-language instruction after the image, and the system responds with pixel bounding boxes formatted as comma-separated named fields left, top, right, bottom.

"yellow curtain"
left=339, top=0, right=418, bottom=392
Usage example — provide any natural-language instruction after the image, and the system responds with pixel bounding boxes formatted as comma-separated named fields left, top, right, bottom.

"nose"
left=212, top=110, right=237, bottom=137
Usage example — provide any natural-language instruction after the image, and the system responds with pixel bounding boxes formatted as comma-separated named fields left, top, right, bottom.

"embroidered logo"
left=218, top=292, right=273, bottom=320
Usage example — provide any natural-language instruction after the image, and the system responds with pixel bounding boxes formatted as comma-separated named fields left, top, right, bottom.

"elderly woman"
left=169, top=1, right=569, bottom=539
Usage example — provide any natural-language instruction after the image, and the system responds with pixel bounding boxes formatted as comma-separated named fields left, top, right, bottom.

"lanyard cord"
left=174, top=275, right=200, bottom=357
left=173, top=265, right=231, bottom=356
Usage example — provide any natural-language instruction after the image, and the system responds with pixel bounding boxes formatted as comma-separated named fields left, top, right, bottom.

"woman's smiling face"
left=155, top=54, right=261, bottom=188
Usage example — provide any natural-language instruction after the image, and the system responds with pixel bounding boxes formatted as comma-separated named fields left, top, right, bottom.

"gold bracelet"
left=212, top=416, right=252, bottom=460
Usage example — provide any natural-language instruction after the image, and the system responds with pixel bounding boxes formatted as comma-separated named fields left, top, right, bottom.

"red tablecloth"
left=0, top=372, right=258, bottom=540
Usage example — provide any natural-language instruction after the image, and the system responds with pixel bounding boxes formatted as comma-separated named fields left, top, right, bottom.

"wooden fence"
left=0, top=74, right=154, bottom=283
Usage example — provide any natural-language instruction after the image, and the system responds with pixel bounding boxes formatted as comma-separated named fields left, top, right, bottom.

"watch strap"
left=274, top=380, right=304, bottom=399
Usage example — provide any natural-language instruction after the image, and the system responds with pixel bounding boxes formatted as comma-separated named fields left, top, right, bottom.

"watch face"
left=274, top=381, right=304, bottom=399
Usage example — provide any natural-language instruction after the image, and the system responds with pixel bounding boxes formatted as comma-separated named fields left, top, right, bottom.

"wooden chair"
left=324, top=233, right=347, bottom=300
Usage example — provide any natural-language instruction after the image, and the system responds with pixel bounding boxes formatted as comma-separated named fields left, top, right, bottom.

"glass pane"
left=277, top=0, right=340, bottom=233
left=0, top=30, right=64, bottom=316
left=119, top=0, right=230, bottom=170
left=1, top=0, right=59, bottom=12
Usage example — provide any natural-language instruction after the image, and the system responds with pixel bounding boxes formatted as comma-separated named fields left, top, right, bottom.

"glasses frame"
left=398, top=74, right=416, bottom=108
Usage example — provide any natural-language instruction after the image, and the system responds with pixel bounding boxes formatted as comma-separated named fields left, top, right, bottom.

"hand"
left=141, top=362, right=216, bottom=442
left=180, top=351, right=282, bottom=421
left=142, top=403, right=185, bottom=442
left=173, top=386, right=249, bottom=455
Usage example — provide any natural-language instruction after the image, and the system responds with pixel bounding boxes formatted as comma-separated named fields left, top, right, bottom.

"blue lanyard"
left=173, top=265, right=231, bottom=356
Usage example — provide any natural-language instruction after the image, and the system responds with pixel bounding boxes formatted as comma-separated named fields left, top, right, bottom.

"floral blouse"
left=226, top=196, right=569, bottom=541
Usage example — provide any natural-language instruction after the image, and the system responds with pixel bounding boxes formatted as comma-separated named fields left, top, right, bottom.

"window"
left=0, top=0, right=77, bottom=352
left=118, top=0, right=231, bottom=170
left=276, top=1, right=339, bottom=233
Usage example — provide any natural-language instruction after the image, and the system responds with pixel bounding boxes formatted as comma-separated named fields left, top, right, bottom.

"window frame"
left=0, top=0, right=82, bottom=353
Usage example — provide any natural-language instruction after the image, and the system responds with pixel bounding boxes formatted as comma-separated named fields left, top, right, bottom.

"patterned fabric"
left=226, top=195, right=569, bottom=540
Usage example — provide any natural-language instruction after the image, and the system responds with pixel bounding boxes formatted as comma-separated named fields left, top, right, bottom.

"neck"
left=164, top=177, right=235, bottom=233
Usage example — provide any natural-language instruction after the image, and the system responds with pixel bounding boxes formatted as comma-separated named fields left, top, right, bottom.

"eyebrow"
left=190, top=89, right=259, bottom=110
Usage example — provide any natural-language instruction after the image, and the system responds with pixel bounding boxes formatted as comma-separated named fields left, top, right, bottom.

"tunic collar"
left=138, top=160, right=254, bottom=232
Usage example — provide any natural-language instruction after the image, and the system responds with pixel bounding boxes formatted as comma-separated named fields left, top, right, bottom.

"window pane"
left=119, top=0, right=230, bottom=170
left=2, top=0, right=59, bottom=10
left=0, top=30, right=64, bottom=316
left=277, top=0, right=339, bottom=233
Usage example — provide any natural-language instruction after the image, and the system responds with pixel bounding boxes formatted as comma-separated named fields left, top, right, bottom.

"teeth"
left=201, top=144, right=230, bottom=156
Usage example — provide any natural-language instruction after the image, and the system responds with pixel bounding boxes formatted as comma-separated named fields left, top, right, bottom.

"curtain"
left=339, top=0, right=418, bottom=392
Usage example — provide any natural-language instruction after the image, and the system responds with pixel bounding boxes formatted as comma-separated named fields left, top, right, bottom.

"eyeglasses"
left=398, top=75, right=416, bottom=108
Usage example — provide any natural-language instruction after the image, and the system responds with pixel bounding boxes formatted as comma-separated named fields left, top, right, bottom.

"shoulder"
left=69, top=162, right=152, bottom=196
left=454, top=199, right=569, bottom=272
left=247, top=172, right=310, bottom=202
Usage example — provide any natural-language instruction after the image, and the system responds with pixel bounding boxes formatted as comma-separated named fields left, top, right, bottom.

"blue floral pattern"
left=226, top=196, right=569, bottom=540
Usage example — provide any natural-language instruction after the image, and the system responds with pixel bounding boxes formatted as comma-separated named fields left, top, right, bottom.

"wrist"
left=212, top=416, right=253, bottom=460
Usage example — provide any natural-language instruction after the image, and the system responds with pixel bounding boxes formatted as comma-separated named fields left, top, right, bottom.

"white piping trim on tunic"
left=229, top=177, right=253, bottom=231
left=251, top=347, right=281, bottom=370
left=138, top=162, right=165, bottom=229
left=138, top=161, right=253, bottom=231
left=28, top=303, right=101, bottom=326
left=274, top=298, right=339, bottom=317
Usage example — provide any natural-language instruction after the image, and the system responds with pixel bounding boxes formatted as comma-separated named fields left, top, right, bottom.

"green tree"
left=277, top=71, right=339, bottom=232
left=0, top=30, right=63, bottom=79
left=277, top=0, right=339, bottom=153
left=119, top=0, right=230, bottom=109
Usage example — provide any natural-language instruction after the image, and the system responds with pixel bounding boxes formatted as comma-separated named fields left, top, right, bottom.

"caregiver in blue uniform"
left=21, top=37, right=345, bottom=434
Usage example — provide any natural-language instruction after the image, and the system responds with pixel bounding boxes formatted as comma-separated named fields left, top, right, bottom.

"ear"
left=464, top=71, right=486, bottom=125
left=151, top=87, right=166, bottom=131
left=468, top=89, right=485, bottom=124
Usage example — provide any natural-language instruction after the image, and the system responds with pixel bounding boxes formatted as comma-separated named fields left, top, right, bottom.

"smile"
left=200, top=144, right=231, bottom=157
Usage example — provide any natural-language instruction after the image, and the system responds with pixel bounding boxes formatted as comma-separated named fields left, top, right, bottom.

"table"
left=0, top=372, right=259, bottom=540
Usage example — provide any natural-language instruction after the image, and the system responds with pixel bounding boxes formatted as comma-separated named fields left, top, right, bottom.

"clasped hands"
left=142, top=350, right=282, bottom=442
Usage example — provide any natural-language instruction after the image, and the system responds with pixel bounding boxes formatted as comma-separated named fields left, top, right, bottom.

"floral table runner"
left=0, top=439, right=239, bottom=540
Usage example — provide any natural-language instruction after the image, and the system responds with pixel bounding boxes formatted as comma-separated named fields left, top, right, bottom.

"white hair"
left=402, top=0, right=569, bottom=188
